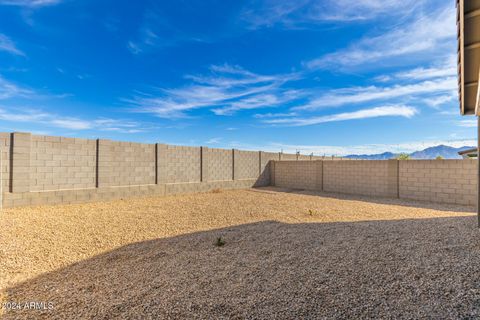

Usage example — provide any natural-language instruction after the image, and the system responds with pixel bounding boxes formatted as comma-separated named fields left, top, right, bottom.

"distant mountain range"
left=345, top=145, right=475, bottom=160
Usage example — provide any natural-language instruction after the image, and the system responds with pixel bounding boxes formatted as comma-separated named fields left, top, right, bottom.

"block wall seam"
left=95, top=138, right=99, bottom=188
left=155, top=143, right=158, bottom=184
left=232, top=149, right=236, bottom=181
left=11, top=132, right=31, bottom=193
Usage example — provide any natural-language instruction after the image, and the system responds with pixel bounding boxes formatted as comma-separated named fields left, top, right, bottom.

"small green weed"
left=215, top=236, right=225, bottom=247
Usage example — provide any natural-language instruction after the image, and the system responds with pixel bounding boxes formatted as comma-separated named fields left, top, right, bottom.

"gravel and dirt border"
left=1, top=187, right=477, bottom=318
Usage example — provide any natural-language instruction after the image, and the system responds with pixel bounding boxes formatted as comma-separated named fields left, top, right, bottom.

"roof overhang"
left=458, top=147, right=478, bottom=155
left=457, top=0, right=480, bottom=115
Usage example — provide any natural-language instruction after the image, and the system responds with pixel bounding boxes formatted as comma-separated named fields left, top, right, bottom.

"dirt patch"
left=0, top=188, right=476, bottom=318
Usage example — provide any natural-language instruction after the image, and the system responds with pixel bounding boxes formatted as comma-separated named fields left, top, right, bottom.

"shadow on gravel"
left=4, top=216, right=480, bottom=319
left=256, top=187, right=476, bottom=213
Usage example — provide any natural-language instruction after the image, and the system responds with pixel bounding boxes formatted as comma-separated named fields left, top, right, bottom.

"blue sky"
left=0, top=0, right=476, bottom=155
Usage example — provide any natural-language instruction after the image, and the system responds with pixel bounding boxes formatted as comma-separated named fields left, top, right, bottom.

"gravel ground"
left=0, top=187, right=478, bottom=319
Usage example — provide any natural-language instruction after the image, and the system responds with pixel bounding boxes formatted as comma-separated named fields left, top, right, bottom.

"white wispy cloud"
left=240, top=0, right=310, bottom=29
left=309, top=0, right=423, bottom=22
left=127, top=9, right=208, bottom=55
left=391, top=55, right=457, bottom=81
left=357, top=55, right=458, bottom=109
left=0, top=107, right=146, bottom=133
left=127, top=41, right=142, bottom=55
left=212, top=90, right=302, bottom=116
left=0, top=74, right=72, bottom=101
left=263, top=105, right=417, bottom=126
left=458, top=119, right=477, bottom=128
left=438, top=109, right=458, bottom=116
left=373, top=55, right=457, bottom=83
left=422, top=92, right=457, bottom=108
left=0, top=34, right=24, bottom=56
left=127, top=64, right=301, bottom=118
left=0, top=0, right=61, bottom=6
left=206, top=137, right=222, bottom=144
left=254, top=112, right=298, bottom=119
left=127, top=10, right=172, bottom=54
left=306, top=5, right=455, bottom=69
left=49, top=118, right=92, bottom=130
left=293, top=77, right=456, bottom=111
left=241, top=0, right=426, bottom=29
left=0, top=76, right=34, bottom=99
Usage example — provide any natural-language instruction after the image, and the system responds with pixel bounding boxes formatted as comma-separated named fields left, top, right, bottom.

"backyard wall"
left=98, top=139, right=156, bottom=187
left=274, top=161, right=322, bottom=190
left=272, top=159, right=477, bottom=206
left=323, top=160, right=398, bottom=198
left=30, top=136, right=97, bottom=192
left=2, top=132, right=476, bottom=207
left=399, top=160, right=476, bottom=205
left=0, top=132, right=307, bottom=207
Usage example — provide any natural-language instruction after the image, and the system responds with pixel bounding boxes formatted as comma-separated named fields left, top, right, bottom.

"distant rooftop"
left=458, top=147, right=478, bottom=158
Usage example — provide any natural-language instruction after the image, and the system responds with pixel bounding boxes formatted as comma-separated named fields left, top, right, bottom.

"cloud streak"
left=293, top=77, right=456, bottom=111
left=0, top=0, right=61, bottom=7
left=240, top=0, right=426, bottom=29
left=309, top=0, right=423, bottom=22
left=458, top=120, right=477, bottom=128
left=0, top=76, right=34, bottom=99
left=375, top=55, right=457, bottom=82
left=126, top=8, right=209, bottom=55
left=0, top=107, right=146, bottom=133
left=127, top=64, right=301, bottom=118
left=306, top=5, right=455, bottom=70
left=0, top=34, right=24, bottom=56
left=263, top=105, right=417, bottom=126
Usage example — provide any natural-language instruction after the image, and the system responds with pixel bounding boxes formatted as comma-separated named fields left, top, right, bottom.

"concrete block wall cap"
left=12, top=132, right=31, bottom=135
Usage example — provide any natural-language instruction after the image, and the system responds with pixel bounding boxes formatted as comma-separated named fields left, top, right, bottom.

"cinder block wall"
left=0, top=133, right=11, bottom=193
left=272, top=159, right=477, bottom=206
left=5, top=131, right=474, bottom=208
left=98, top=139, right=156, bottom=187
left=0, top=132, right=308, bottom=207
left=297, top=154, right=311, bottom=161
left=399, top=160, right=477, bottom=205
left=257, top=152, right=279, bottom=186
left=280, top=153, right=297, bottom=161
left=234, top=150, right=259, bottom=180
left=324, top=160, right=398, bottom=197
left=30, top=135, right=96, bottom=191
left=274, top=161, right=321, bottom=190
left=157, top=144, right=201, bottom=183
left=207, top=148, right=233, bottom=181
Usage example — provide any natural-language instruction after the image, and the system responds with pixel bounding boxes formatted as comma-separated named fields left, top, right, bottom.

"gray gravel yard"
left=1, top=188, right=478, bottom=319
